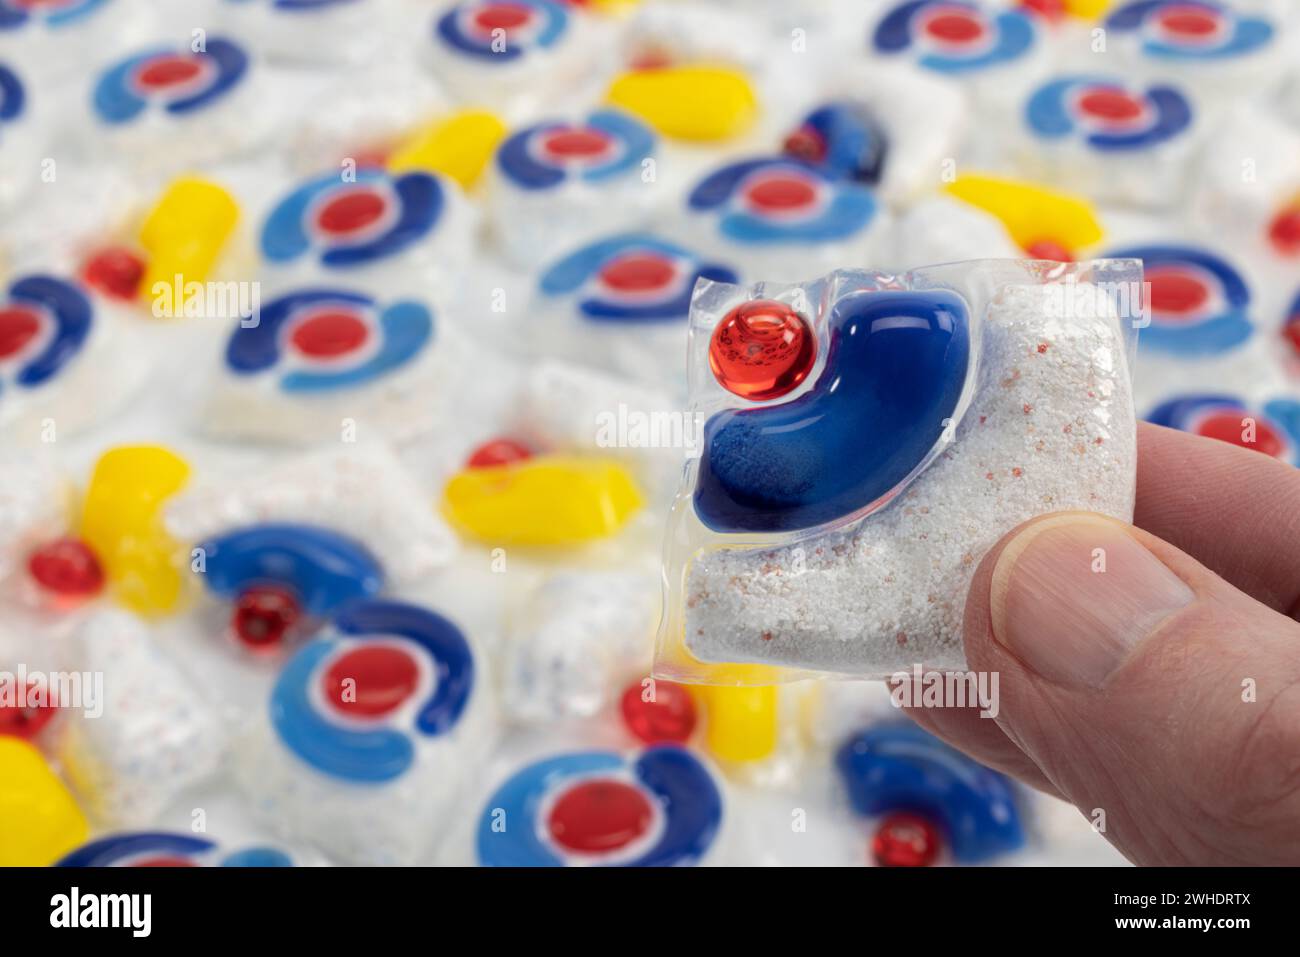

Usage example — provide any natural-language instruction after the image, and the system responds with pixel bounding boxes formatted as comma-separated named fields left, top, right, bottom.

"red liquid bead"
left=83, top=247, right=147, bottom=301
left=474, top=3, right=532, bottom=32
left=1023, top=238, right=1073, bottom=262
left=1078, top=89, right=1144, bottom=123
left=709, top=299, right=816, bottom=401
left=316, top=190, right=386, bottom=235
left=1285, top=321, right=1300, bottom=360
left=547, top=780, right=654, bottom=854
left=322, top=645, right=420, bottom=718
left=924, top=12, right=983, bottom=44
left=629, top=48, right=673, bottom=71
left=1160, top=8, right=1218, bottom=38
left=871, top=812, right=941, bottom=867
left=783, top=127, right=827, bottom=164
left=543, top=128, right=610, bottom=160
left=0, top=306, right=41, bottom=359
left=27, top=538, right=104, bottom=599
left=747, top=175, right=817, bottom=212
left=599, top=254, right=676, bottom=292
left=290, top=311, right=369, bottom=358
left=620, top=679, right=697, bottom=744
left=1148, top=270, right=1209, bottom=315
left=466, top=438, right=532, bottom=469
left=1268, top=206, right=1300, bottom=256
left=1020, top=0, right=1067, bottom=22
left=350, top=146, right=391, bottom=169
left=136, top=56, right=202, bottom=90
left=1197, top=411, right=1285, bottom=459
left=232, top=585, right=301, bottom=649
left=0, top=678, right=59, bottom=741
left=132, top=857, right=199, bottom=868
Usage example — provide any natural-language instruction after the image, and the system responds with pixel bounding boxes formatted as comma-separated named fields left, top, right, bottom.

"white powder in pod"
left=683, top=282, right=1137, bottom=675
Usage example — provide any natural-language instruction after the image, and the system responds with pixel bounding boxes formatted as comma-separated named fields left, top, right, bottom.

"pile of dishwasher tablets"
left=1, top=0, right=1298, bottom=868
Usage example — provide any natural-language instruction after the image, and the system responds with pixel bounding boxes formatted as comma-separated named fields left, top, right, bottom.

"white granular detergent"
left=684, top=282, right=1138, bottom=675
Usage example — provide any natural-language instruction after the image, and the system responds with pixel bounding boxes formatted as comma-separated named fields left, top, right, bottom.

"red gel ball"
left=1268, top=206, right=1300, bottom=256
left=322, top=645, right=420, bottom=718
left=82, top=247, right=146, bottom=301
left=136, top=56, right=201, bottom=90
left=0, top=678, right=59, bottom=741
left=1023, top=239, right=1074, bottom=262
left=544, top=128, right=610, bottom=160
left=620, top=679, right=697, bottom=744
left=709, top=299, right=816, bottom=401
left=924, top=12, right=983, bottom=43
left=232, top=585, right=301, bottom=649
left=466, top=438, right=532, bottom=469
left=1020, top=0, right=1067, bottom=22
left=132, top=857, right=199, bottom=868
left=1197, top=411, right=1285, bottom=459
left=872, top=812, right=941, bottom=867
left=1285, top=321, right=1300, bottom=360
left=474, top=3, right=532, bottom=32
left=0, top=306, right=41, bottom=360
left=1160, top=8, right=1218, bottom=38
left=291, top=311, right=369, bottom=358
left=1148, top=270, right=1210, bottom=315
left=782, top=127, right=827, bottom=164
left=599, top=254, right=675, bottom=292
left=316, top=190, right=386, bottom=235
left=27, top=538, right=104, bottom=599
left=747, top=175, right=817, bottom=212
left=547, top=780, right=654, bottom=854
left=1077, top=88, right=1144, bottom=123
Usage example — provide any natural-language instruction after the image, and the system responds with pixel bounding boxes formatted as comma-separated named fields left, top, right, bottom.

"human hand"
left=908, top=422, right=1300, bottom=865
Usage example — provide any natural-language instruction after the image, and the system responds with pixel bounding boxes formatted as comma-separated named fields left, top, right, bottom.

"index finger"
left=1135, top=421, right=1300, bottom=620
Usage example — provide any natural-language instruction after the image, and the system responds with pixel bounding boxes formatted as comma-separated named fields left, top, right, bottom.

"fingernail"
left=989, top=514, right=1193, bottom=688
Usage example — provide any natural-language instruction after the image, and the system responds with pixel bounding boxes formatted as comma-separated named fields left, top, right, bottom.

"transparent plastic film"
left=657, top=258, right=1143, bottom=685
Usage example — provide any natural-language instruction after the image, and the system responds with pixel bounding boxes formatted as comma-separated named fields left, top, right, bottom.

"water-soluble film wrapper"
left=0, top=274, right=152, bottom=446
left=501, top=567, right=659, bottom=724
left=487, top=108, right=661, bottom=269
left=1097, top=0, right=1294, bottom=104
left=256, top=166, right=477, bottom=308
left=57, top=610, right=226, bottom=828
left=474, top=744, right=732, bottom=867
left=165, top=444, right=457, bottom=585
left=234, top=597, right=496, bottom=866
left=217, top=0, right=402, bottom=67
left=86, top=33, right=278, bottom=176
left=1012, top=72, right=1202, bottom=209
left=202, top=285, right=467, bottom=447
left=657, top=259, right=1142, bottom=682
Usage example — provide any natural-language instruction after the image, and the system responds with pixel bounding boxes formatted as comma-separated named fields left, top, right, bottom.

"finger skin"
left=1135, top=422, right=1300, bottom=620
left=961, top=513, right=1300, bottom=865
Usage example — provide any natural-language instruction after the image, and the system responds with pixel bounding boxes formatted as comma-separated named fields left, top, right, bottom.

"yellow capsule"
left=606, top=65, right=757, bottom=142
left=945, top=174, right=1104, bottom=256
left=388, top=109, right=508, bottom=190
left=139, top=177, right=240, bottom=316
left=700, top=664, right=781, bottom=764
left=80, top=445, right=191, bottom=616
left=442, top=455, right=642, bottom=546
left=587, top=0, right=641, bottom=14
left=0, top=738, right=88, bottom=866
left=1063, top=0, right=1113, bottom=19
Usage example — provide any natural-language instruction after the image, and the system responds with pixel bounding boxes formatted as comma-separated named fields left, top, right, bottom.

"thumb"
left=965, top=511, right=1300, bottom=866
